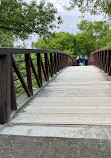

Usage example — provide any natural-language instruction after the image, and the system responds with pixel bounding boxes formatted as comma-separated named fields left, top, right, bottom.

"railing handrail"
left=0, top=47, right=74, bottom=124
left=0, top=47, right=72, bottom=58
left=88, top=47, right=111, bottom=77
left=89, top=47, right=111, bottom=58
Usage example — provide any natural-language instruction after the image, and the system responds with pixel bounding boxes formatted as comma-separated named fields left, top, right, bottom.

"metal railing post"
left=54, top=53, right=57, bottom=74
left=0, top=54, right=11, bottom=124
left=44, top=53, right=49, bottom=81
left=25, top=54, right=33, bottom=95
left=50, top=53, right=54, bottom=76
left=108, top=50, right=111, bottom=76
left=37, top=53, right=42, bottom=86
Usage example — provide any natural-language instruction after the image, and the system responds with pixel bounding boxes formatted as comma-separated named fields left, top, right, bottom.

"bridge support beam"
left=108, top=50, right=111, bottom=76
left=0, top=55, right=11, bottom=124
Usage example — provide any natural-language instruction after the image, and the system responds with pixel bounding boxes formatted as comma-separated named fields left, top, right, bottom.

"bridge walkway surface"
left=9, top=66, right=111, bottom=125
left=1, top=65, right=111, bottom=136
left=1, top=66, right=111, bottom=158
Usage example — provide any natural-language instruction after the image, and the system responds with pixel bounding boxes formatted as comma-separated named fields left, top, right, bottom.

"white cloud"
left=48, top=0, right=57, bottom=3
left=47, top=0, right=80, bottom=16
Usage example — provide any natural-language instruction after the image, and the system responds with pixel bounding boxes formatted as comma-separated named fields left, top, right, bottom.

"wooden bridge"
left=0, top=47, right=111, bottom=127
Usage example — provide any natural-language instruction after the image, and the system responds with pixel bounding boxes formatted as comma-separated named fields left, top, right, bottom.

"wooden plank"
left=10, top=66, right=111, bottom=125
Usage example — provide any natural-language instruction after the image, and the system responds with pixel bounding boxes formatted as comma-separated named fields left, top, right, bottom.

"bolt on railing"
left=88, top=47, right=111, bottom=75
left=0, top=48, right=74, bottom=124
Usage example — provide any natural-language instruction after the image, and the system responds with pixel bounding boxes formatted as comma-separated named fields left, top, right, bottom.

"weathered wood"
left=10, top=66, right=111, bottom=125
left=0, top=55, right=11, bottom=124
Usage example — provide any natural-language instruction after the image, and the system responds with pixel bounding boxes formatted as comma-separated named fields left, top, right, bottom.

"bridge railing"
left=88, top=47, right=111, bottom=75
left=0, top=48, right=74, bottom=124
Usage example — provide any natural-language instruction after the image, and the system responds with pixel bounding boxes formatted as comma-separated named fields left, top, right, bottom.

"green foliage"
left=77, top=20, right=110, bottom=39
left=32, top=32, right=76, bottom=58
left=67, top=0, right=111, bottom=20
left=75, top=20, right=111, bottom=56
left=32, top=20, right=111, bottom=59
left=97, top=29, right=111, bottom=48
left=73, top=32, right=96, bottom=57
left=0, top=29, right=14, bottom=47
left=64, top=49, right=74, bottom=59
left=0, top=0, right=63, bottom=39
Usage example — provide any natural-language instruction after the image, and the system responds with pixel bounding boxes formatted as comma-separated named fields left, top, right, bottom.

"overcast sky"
left=14, top=0, right=103, bottom=48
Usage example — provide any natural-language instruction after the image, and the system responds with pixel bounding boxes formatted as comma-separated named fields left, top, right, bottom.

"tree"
left=73, top=32, right=96, bottom=57
left=73, top=20, right=111, bottom=56
left=97, top=29, right=111, bottom=48
left=67, top=0, right=111, bottom=20
left=0, top=0, right=63, bottom=39
left=32, top=32, right=76, bottom=58
left=0, top=30, right=14, bottom=47
left=32, top=21, right=111, bottom=59
left=77, top=20, right=111, bottom=50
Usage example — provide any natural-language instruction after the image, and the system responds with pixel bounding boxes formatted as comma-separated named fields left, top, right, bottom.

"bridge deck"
left=10, top=66, right=111, bottom=125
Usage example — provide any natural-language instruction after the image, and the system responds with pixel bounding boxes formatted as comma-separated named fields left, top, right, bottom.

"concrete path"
left=0, top=135, right=111, bottom=158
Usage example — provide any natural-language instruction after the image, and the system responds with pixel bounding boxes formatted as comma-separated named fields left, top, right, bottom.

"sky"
left=14, top=0, right=103, bottom=48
